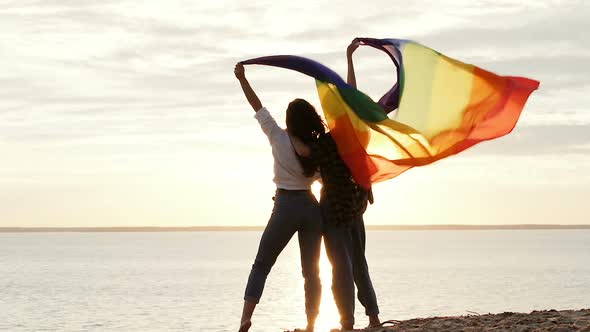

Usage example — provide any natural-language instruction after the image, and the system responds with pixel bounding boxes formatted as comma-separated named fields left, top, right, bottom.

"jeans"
left=324, top=214, right=379, bottom=328
left=351, top=215, right=379, bottom=316
left=244, top=189, right=322, bottom=317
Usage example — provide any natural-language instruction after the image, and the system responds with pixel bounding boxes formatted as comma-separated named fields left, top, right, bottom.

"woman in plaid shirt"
left=290, top=98, right=380, bottom=331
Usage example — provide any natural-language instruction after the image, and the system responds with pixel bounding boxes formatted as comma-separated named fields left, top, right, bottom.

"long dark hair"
left=286, top=98, right=326, bottom=177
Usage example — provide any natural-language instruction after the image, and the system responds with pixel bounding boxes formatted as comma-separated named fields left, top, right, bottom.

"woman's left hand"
left=347, top=38, right=360, bottom=57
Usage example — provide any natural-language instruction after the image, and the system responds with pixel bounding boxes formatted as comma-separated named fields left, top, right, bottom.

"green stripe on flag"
left=338, top=86, right=388, bottom=122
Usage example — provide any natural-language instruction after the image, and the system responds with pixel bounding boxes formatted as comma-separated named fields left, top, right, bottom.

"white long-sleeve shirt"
left=254, top=107, right=317, bottom=190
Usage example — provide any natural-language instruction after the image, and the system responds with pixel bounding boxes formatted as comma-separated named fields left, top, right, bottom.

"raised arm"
left=346, top=38, right=360, bottom=88
left=234, top=63, right=262, bottom=112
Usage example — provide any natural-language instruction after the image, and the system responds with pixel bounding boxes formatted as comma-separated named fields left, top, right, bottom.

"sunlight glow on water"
left=315, top=242, right=340, bottom=331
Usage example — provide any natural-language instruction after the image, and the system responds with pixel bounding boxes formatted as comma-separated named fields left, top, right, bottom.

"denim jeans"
left=351, top=215, right=379, bottom=316
left=324, top=214, right=379, bottom=328
left=244, top=189, right=322, bottom=317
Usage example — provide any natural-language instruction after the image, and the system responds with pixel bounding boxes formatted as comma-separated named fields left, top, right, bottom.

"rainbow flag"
left=242, top=38, right=540, bottom=189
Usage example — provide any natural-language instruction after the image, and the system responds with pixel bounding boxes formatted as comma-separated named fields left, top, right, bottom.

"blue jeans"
left=324, top=214, right=379, bottom=328
left=244, top=189, right=322, bottom=317
left=351, top=216, right=379, bottom=316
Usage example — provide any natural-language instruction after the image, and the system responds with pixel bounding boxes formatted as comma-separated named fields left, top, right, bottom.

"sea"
left=1, top=230, right=589, bottom=331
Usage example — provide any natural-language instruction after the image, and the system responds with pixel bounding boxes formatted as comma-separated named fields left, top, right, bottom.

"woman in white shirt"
left=234, top=63, right=323, bottom=332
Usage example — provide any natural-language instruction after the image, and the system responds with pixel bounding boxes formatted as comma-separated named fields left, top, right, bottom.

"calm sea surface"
left=1, top=230, right=589, bottom=331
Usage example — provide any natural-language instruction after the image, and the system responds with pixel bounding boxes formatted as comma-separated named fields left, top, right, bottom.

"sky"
left=1, top=0, right=589, bottom=227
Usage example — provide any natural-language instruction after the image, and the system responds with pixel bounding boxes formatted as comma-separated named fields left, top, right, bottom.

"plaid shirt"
left=310, top=133, right=369, bottom=227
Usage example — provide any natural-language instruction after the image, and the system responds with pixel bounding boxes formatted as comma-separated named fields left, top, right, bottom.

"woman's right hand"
left=234, top=63, right=246, bottom=81
left=235, top=62, right=262, bottom=112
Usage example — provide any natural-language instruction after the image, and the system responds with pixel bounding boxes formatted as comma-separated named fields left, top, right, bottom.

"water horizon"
left=2, top=224, right=590, bottom=233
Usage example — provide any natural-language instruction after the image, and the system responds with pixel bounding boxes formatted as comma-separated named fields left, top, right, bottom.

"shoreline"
left=2, top=225, right=590, bottom=233
left=1, top=224, right=590, bottom=233
left=370, top=309, right=590, bottom=331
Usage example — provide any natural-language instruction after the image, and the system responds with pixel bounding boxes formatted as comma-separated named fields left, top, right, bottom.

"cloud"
left=1, top=0, right=589, bottom=226
left=472, top=124, right=590, bottom=156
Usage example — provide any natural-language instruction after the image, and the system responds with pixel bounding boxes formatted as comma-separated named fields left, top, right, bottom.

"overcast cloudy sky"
left=1, top=0, right=588, bottom=227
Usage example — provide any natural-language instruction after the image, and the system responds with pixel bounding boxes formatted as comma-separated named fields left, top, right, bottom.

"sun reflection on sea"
left=314, top=240, right=340, bottom=332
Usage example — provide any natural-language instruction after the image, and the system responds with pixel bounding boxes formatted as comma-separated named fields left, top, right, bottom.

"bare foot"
left=238, top=320, right=251, bottom=332
left=368, top=315, right=381, bottom=328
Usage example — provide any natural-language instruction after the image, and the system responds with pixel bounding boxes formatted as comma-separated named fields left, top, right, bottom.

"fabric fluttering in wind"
left=241, top=38, right=540, bottom=189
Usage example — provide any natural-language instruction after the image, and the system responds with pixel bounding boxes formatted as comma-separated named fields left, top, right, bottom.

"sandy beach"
left=365, top=309, right=590, bottom=332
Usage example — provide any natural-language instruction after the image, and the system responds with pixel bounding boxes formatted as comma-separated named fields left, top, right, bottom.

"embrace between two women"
left=235, top=39, right=381, bottom=332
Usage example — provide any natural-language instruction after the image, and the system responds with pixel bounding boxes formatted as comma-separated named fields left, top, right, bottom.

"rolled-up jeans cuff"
left=244, top=295, right=260, bottom=304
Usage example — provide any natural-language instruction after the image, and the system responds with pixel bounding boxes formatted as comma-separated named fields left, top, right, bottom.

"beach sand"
left=363, top=309, right=590, bottom=331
